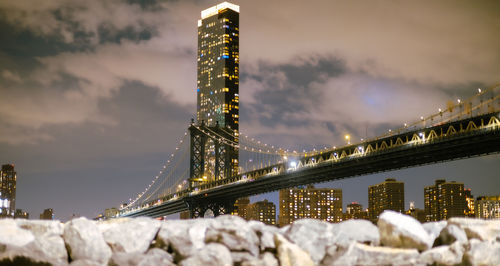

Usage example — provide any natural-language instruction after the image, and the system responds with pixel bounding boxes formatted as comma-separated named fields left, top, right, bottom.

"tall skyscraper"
left=368, top=178, right=404, bottom=222
left=279, top=185, right=342, bottom=227
left=475, top=196, right=500, bottom=219
left=0, top=164, right=17, bottom=217
left=424, top=179, right=466, bottom=221
left=247, top=199, right=276, bottom=225
left=196, top=2, right=240, bottom=181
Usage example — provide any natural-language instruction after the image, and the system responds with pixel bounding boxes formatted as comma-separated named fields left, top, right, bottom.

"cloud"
left=1, top=70, right=21, bottom=82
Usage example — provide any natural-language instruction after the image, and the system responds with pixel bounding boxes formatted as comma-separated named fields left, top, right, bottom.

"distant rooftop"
left=201, top=2, right=239, bottom=19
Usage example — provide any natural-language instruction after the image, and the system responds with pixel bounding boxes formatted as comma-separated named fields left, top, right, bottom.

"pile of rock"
left=1, top=210, right=499, bottom=265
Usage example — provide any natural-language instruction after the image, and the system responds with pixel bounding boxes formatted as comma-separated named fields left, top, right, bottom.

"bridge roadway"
left=122, top=112, right=500, bottom=218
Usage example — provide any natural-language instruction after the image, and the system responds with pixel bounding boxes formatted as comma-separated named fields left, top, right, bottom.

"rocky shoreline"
left=1, top=210, right=499, bottom=265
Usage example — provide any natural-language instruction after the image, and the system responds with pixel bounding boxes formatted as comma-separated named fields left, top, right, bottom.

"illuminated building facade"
left=368, top=178, right=404, bottom=222
left=279, top=185, right=342, bottom=227
left=475, top=196, right=500, bottom=219
left=247, top=199, right=276, bottom=225
left=465, top=188, right=475, bottom=217
left=344, top=202, right=368, bottom=220
left=14, top=209, right=29, bottom=219
left=424, top=179, right=466, bottom=221
left=0, top=164, right=16, bottom=217
left=232, top=197, right=250, bottom=219
left=195, top=2, right=240, bottom=182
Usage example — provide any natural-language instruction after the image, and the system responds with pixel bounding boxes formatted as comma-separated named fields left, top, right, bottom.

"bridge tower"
left=187, top=2, right=240, bottom=218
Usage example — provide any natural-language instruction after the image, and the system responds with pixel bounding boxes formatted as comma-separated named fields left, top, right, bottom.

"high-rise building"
left=424, top=179, right=466, bottom=221
left=196, top=2, right=240, bottom=181
left=279, top=185, right=342, bottom=227
left=344, top=202, right=368, bottom=220
left=247, top=199, right=276, bottom=225
left=465, top=188, right=475, bottom=217
left=233, top=197, right=250, bottom=219
left=40, top=208, right=54, bottom=220
left=0, top=164, right=17, bottom=217
left=368, top=178, right=404, bottom=222
left=475, top=196, right=500, bottom=219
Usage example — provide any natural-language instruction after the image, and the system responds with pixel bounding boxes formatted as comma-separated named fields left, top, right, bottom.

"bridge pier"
left=186, top=198, right=236, bottom=218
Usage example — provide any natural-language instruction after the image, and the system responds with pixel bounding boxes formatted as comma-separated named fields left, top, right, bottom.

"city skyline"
left=1, top=0, right=499, bottom=220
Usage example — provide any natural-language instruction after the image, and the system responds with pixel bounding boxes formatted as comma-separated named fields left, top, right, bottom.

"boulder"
left=331, top=219, right=379, bottom=247
left=101, top=217, right=161, bottom=253
left=323, top=242, right=422, bottom=266
left=248, top=220, right=280, bottom=251
left=16, top=219, right=64, bottom=236
left=283, top=219, right=335, bottom=264
left=434, top=224, right=467, bottom=246
left=241, top=252, right=279, bottom=266
left=422, top=221, right=447, bottom=244
left=109, top=248, right=174, bottom=266
left=14, top=220, right=68, bottom=264
left=156, top=218, right=213, bottom=260
left=0, top=219, right=35, bottom=247
left=205, top=215, right=260, bottom=256
left=378, top=210, right=432, bottom=251
left=178, top=243, right=232, bottom=266
left=420, top=241, right=465, bottom=265
left=230, top=251, right=256, bottom=264
left=63, top=217, right=111, bottom=264
left=275, top=233, right=314, bottom=266
left=463, top=239, right=500, bottom=266
left=448, top=218, right=500, bottom=241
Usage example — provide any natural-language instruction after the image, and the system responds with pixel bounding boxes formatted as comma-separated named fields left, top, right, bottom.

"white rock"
left=422, top=221, right=447, bottom=244
left=248, top=220, right=280, bottom=251
left=464, top=239, right=500, bottom=266
left=284, top=219, right=335, bottom=264
left=101, top=217, right=161, bottom=253
left=378, top=210, right=432, bottom=251
left=448, top=218, right=500, bottom=241
left=16, top=219, right=64, bottom=236
left=332, top=219, right=380, bottom=247
left=275, top=233, right=314, bottom=266
left=178, top=243, right=232, bottom=266
left=63, top=217, right=111, bottom=264
left=70, top=259, right=104, bottom=266
left=420, top=241, right=465, bottom=266
left=231, top=251, right=256, bottom=264
left=434, top=224, right=468, bottom=246
left=0, top=219, right=35, bottom=247
left=109, top=249, right=174, bottom=266
left=205, top=215, right=260, bottom=256
left=241, top=252, right=279, bottom=266
left=156, top=218, right=214, bottom=259
left=323, top=242, right=422, bottom=266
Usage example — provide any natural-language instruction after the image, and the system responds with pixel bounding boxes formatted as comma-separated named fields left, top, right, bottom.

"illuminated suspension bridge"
left=120, top=84, right=500, bottom=218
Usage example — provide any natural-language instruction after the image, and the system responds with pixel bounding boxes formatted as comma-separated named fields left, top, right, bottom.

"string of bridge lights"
left=138, top=144, right=190, bottom=206
left=122, top=131, right=189, bottom=210
left=375, top=85, right=498, bottom=142
left=125, top=85, right=499, bottom=211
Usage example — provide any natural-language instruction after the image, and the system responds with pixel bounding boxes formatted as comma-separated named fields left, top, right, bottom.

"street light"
left=345, top=134, right=350, bottom=145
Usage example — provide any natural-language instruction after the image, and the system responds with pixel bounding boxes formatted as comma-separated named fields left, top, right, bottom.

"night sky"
left=1, top=0, right=499, bottom=220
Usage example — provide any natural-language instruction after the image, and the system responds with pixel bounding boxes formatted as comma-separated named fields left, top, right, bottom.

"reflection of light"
left=457, top=99, right=461, bottom=104
left=290, top=161, right=297, bottom=168
left=478, top=88, right=482, bottom=93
